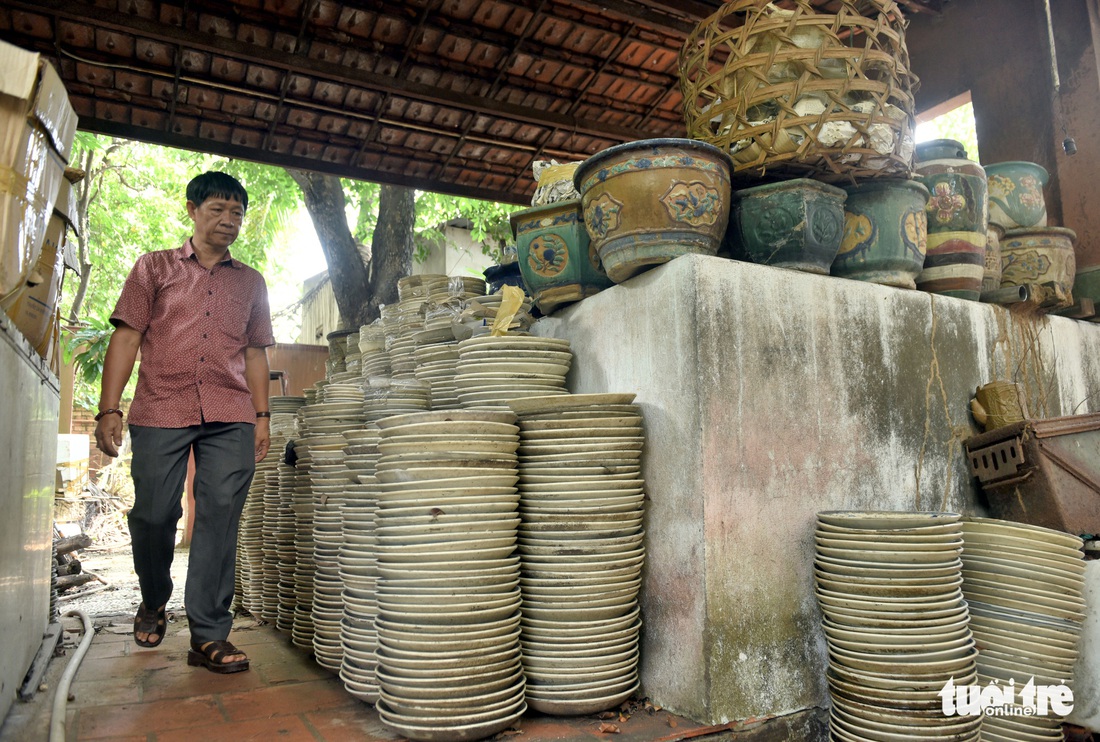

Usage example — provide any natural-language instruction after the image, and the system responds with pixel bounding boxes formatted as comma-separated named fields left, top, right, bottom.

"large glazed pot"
left=832, top=179, right=929, bottom=289
left=511, top=199, right=613, bottom=314
left=732, top=178, right=846, bottom=274
left=984, top=161, right=1048, bottom=230
left=574, top=138, right=733, bottom=283
left=1000, top=226, right=1077, bottom=295
left=914, top=139, right=987, bottom=301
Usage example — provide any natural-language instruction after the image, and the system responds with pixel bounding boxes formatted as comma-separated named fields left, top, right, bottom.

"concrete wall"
left=534, top=254, right=1100, bottom=726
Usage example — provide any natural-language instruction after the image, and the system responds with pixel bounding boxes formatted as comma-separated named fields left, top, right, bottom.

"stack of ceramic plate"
left=298, top=401, right=366, bottom=437
left=455, top=336, right=572, bottom=410
left=340, top=427, right=383, bottom=702
left=236, top=463, right=267, bottom=618
left=275, top=458, right=299, bottom=632
left=507, top=393, right=645, bottom=714
left=311, top=443, right=355, bottom=671
left=363, top=377, right=432, bottom=423
left=427, top=276, right=487, bottom=304
left=259, top=460, right=283, bottom=622
left=290, top=434, right=344, bottom=649
left=360, top=321, right=392, bottom=378
left=814, top=511, right=980, bottom=742
left=373, top=410, right=526, bottom=741
left=414, top=341, right=461, bottom=410
left=462, top=293, right=536, bottom=333
left=398, top=274, right=450, bottom=301
left=960, top=517, right=1085, bottom=741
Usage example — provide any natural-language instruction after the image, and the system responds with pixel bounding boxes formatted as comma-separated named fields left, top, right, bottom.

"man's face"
left=187, top=196, right=245, bottom=250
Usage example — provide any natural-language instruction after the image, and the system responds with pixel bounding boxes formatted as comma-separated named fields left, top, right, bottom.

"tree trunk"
left=287, top=171, right=415, bottom=328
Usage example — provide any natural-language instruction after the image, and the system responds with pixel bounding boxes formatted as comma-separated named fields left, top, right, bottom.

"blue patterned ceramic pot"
left=733, top=178, right=847, bottom=274
left=510, top=199, right=613, bottom=314
left=574, top=138, right=733, bottom=283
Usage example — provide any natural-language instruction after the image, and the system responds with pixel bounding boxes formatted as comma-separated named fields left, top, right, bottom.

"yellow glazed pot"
left=574, top=138, right=733, bottom=283
left=1000, top=226, right=1076, bottom=295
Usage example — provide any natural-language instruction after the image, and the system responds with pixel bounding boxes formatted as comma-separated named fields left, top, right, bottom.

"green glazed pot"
left=832, top=179, right=930, bottom=289
left=574, top=138, right=733, bottom=283
left=510, top=198, right=613, bottom=314
left=984, top=161, right=1048, bottom=230
left=732, top=178, right=847, bottom=274
left=1001, top=226, right=1076, bottom=295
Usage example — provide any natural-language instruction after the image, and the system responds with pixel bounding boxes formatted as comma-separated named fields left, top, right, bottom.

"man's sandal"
left=133, top=603, right=166, bottom=648
left=187, top=640, right=250, bottom=674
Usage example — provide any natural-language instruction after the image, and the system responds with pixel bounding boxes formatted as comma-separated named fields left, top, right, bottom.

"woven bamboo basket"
left=678, top=0, right=919, bottom=183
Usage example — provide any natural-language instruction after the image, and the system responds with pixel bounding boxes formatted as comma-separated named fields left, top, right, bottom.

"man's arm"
left=94, top=324, right=143, bottom=458
left=244, top=346, right=271, bottom=462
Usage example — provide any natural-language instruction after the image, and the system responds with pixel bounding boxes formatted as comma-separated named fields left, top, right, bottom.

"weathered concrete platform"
left=536, top=253, right=1100, bottom=727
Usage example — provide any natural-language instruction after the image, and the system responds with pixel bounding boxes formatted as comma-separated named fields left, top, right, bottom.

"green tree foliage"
left=918, top=101, right=981, bottom=163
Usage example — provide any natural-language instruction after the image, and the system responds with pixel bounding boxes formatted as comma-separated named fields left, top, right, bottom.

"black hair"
left=186, top=171, right=249, bottom=212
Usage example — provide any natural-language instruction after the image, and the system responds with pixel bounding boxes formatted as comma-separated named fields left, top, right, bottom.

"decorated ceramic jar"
left=1000, top=226, right=1077, bottom=295
left=574, top=138, right=733, bottom=283
left=510, top=199, right=613, bottom=314
left=832, top=179, right=929, bottom=289
left=913, top=139, right=987, bottom=301
left=732, top=178, right=847, bottom=274
left=984, top=161, right=1048, bottom=230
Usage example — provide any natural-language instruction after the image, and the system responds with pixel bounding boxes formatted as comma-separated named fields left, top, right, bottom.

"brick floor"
left=26, top=614, right=718, bottom=742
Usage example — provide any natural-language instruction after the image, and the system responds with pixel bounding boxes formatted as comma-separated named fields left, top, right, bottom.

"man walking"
left=94, top=171, right=274, bottom=673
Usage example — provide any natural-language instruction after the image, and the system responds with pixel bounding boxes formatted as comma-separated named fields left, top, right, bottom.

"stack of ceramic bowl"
left=373, top=410, right=527, bottom=741
left=363, top=377, right=432, bottom=423
left=508, top=393, right=645, bottom=713
left=414, top=340, right=462, bottom=410
left=359, top=321, right=392, bottom=378
left=960, top=517, right=1085, bottom=741
left=814, top=511, right=980, bottom=742
left=340, top=427, right=383, bottom=702
left=455, top=336, right=572, bottom=410
left=258, top=398, right=303, bottom=621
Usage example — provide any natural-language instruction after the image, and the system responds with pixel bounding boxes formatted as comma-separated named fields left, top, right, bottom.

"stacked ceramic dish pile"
left=508, top=393, right=645, bottom=714
left=461, top=293, right=536, bottom=334
left=814, top=511, right=980, bottom=742
left=360, top=321, right=392, bottom=378
left=339, top=427, right=383, bottom=702
left=960, top=517, right=1086, bottom=741
left=373, top=410, right=527, bottom=741
left=258, top=398, right=303, bottom=622
left=236, top=455, right=268, bottom=618
left=310, top=441, right=356, bottom=671
left=413, top=340, right=461, bottom=410
left=289, top=432, right=346, bottom=649
left=455, top=336, right=572, bottom=410
left=427, top=275, right=487, bottom=304
left=275, top=456, right=299, bottom=632
left=388, top=275, right=448, bottom=379
left=363, top=377, right=432, bottom=423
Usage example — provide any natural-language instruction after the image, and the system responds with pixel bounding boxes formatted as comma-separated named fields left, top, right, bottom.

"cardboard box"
left=6, top=210, right=65, bottom=349
left=0, top=40, right=77, bottom=299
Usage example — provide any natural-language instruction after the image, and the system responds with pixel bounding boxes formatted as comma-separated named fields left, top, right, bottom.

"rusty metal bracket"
left=968, top=436, right=1028, bottom=483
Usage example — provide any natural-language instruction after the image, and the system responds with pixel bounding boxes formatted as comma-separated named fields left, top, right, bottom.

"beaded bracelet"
left=94, top=408, right=123, bottom=421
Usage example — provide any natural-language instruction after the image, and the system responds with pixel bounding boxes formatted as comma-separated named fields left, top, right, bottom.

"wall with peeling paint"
left=534, top=254, right=1100, bottom=728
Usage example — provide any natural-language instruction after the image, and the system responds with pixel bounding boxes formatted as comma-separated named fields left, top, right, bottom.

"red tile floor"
left=3, top=612, right=725, bottom=742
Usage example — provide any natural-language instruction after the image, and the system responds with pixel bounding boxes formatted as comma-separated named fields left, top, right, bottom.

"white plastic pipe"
left=49, top=610, right=94, bottom=742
